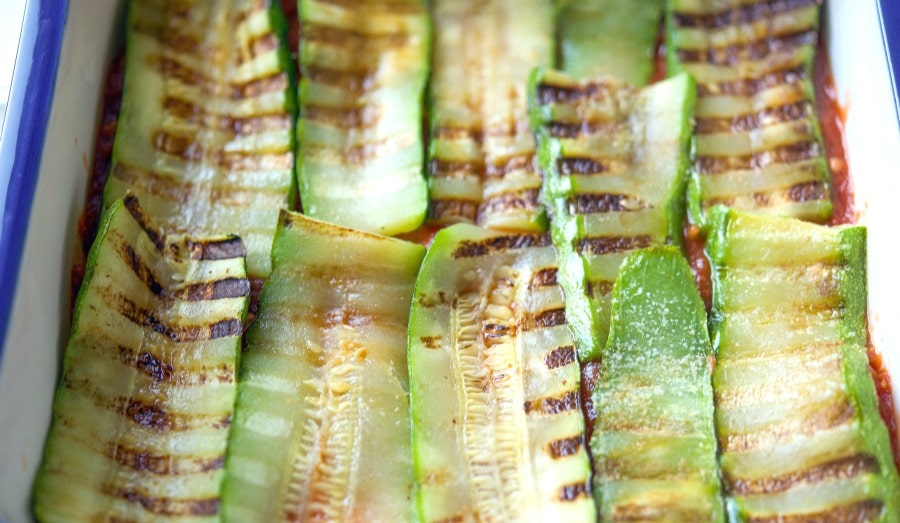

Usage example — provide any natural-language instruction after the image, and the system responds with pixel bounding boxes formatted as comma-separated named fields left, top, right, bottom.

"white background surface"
left=0, top=0, right=26, bottom=131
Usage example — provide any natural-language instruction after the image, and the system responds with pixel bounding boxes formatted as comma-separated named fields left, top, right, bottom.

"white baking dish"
left=0, top=1, right=898, bottom=521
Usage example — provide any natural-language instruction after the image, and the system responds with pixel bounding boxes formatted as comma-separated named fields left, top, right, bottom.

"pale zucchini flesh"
left=105, top=0, right=296, bottom=278
left=409, top=224, right=595, bottom=523
left=34, top=194, right=249, bottom=522
left=297, top=0, right=429, bottom=236
left=529, top=70, right=695, bottom=359
left=220, top=211, right=425, bottom=522
left=707, top=207, right=900, bottom=521
left=427, top=0, right=555, bottom=232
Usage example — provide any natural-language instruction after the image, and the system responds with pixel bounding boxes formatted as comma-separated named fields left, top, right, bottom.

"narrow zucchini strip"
left=666, top=0, right=832, bottom=224
left=428, top=0, right=555, bottom=232
left=220, top=211, right=425, bottom=522
left=105, top=0, right=296, bottom=278
left=34, top=194, right=249, bottom=522
left=529, top=70, right=695, bottom=359
left=557, top=0, right=664, bottom=85
left=592, top=247, right=724, bottom=522
left=297, top=0, right=429, bottom=235
left=707, top=207, right=900, bottom=521
left=409, top=224, right=595, bottom=522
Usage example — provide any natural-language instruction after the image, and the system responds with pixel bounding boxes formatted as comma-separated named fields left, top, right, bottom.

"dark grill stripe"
left=721, top=398, right=855, bottom=453
left=186, top=236, right=246, bottom=260
left=304, top=104, right=378, bottom=129
left=452, top=233, right=551, bottom=258
left=304, top=64, right=374, bottom=94
left=545, top=346, right=577, bottom=370
left=726, top=454, right=880, bottom=495
left=549, top=436, right=583, bottom=458
left=181, top=277, right=251, bottom=301
left=303, top=22, right=409, bottom=50
left=524, top=391, right=579, bottom=415
left=673, top=0, right=820, bottom=29
left=477, top=188, right=541, bottom=219
left=576, top=235, right=653, bottom=256
left=117, top=240, right=164, bottom=297
left=558, top=157, right=612, bottom=176
left=531, top=268, right=558, bottom=288
left=745, top=500, right=883, bottom=523
left=430, top=158, right=485, bottom=178
left=156, top=57, right=289, bottom=100
left=485, top=154, right=534, bottom=178
left=230, top=71, right=290, bottom=100
left=535, top=81, right=615, bottom=105
left=112, top=344, right=235, bottom=386
left=429, top=198, right=479, bottom=223
left=696, top=141, right=821, bottom=175
left=111, top=487, right=219, bottom=517
left=151, top=131, right=293, bottom=168
left=558, top=481, right=590, bottom=502
left=522, top=308, right=567, bottom=331
left=568, top=193, right=646, bottom=214
left=786, top=180, right=829, bottom=202
left=123, top=193, right=164, bottom=251
left=164, top=96, right=291, bottom=135
left=676, top=29, right=817, bottom=66
left=241, top=33, right=279, bottom=62
left=110, top=444, right=225, bottom=476
left=694, top=100, right=810, bottom=134
left=696, top=65, right=807, bottom=96
left=118, top=296, right=243, bottom=342
left=433, top=125, right=483, bottom=143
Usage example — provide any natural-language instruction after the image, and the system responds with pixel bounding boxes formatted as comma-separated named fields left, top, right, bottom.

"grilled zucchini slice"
left=297, top=0, right=429, bottom=235
left=592, top=247, right=724, bottom=522
left=529, top=70, right=695, bottom=359
left=666, top=0, right=832, bottom=224
left=34, top=194, right=249, bottom=522
left=427, top=0, right=555, bottom=231
left=707, top=207, right=900, bottom=521
left=557, top=0, right=664, bottom=85
left=220, top=211, right=425, bottom=522
left=409, top=224, right=595, bottom=522
left=105, top=0, right=296, bottom=279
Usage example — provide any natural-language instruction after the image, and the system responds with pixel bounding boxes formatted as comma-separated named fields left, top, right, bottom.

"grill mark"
left=558, top=481, right=590, bottom=502
left=111, top=487, right=219, bottom=517
left=123, top=193, right=164, bottom=251
left=420, top=336, right=441, bottom=350
left=181, top=278, right=251, bottom=301
left=485, top=154, right=534, bottom=178
left=303, top=104, right=379, bottom=129
left=549, top=436, right=583, bottom=458
left=434, top=125, right=483, bottom=144
left=576, top=235, right=653, bottom=256
left=545, top=345, right=577, bottom=370
left=118, top=296, right=243, bottom=342
left=152, top=131, right=293, bottom=169
left=786, top=180, right=829, bottom=202
left=531, top=268, right=558, bottom=288
left=722, top=398, right=856, bottom=453
left=524, top=391, right=579, bottom=415
left=477, top=189, right=541, bottom=219
left=110, top=444, right=225, bottom=476
left=746, top=500, right=883, bottom=523
left=154, top=57, right=216, bottom=94
left=185, top=236, right=246, bottom=260
left=544, top=120, right=625, bottom=139
left=429, top=198, right=479, bottom=223
left=452, top=233, right=551, bottom=258
left=587, top=280, right=615, bottom=298
left=697, top=65, right=807, bottom=96
left=522, top=308, right=567, bottom=331
left=344, top=134, right=417, bottom=166
left=568, top=193, right=646, bottom=214
left=115, top=345, right=236, bottom=386
left=130, top=349, right=174, bottom=382
left=125, top=401, right=173, bottom=431
left=696, top=141, right=821, bottom=175
left=231, top=71, right=289, bottom=99
left=430, top=158, right=485, bottom=178
left=676, top=29, right=817, bottom=66
left=117, top=241, right=163, bottom=297
left=535, top=81, right=616, bottom=105
left=694, top=100, right=810, bottom=134
left=241, top=33, right=278, bottom=63
left=558, top=157, right=611, bottom=176
left=132, top=26, right=199, bottom=55
left=726, top=454, right=880, bottom=496
left=303, top=22, right=409, bottom=50
left=304, top=64, right=374, bottom=94
left=673, top=0, right=820, bottom=29
left=163, top=97, right=291, bottom=135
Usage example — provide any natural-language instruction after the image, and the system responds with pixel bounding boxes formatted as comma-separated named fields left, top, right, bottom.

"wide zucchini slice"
left=666, top=0, right=832, bottom=224
left=557, top=0, right=664, bottom=85
left=34, top=194, right=249, bottom=521
left=427, top=0, right=555, bottom=232
left=105, top=0, right=296, bottom=279
left=297, top=0, right=429, bottom=235
left=220, top=211, right=425, bottom=522
left=707, top=207, right=900, bottom=521
left=591, top=247, right=724, bottom=521
left=409, top=224, right=595, bottom=522
left=529, top=70, right=695, bottom=359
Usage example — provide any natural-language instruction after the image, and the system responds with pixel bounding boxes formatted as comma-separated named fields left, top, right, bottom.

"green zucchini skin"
left=592, top=247, right=724, bottom=522
left=409, top=224, right=595, bottom=522
left=529, top=69, right=695, bottom=360
left=105, top=0, right=297, bottom=279
left=33, top=194, right=249, bottom=522
left=296, top=0, right=430, bottom=236
left=707, top=207, right=900, bottom=521
left=557, top=0, right=664, bottom=85
left=665, top=0, right=832, bottom=225
left=220, top=211, right=425, bottom=522
left=427, top=0, right=555, bottom=232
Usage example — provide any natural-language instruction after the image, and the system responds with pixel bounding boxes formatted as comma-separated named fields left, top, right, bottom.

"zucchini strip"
left=105, top=0, right=296, bottom=279
left=557, top=0, right=664, bottom=85
left=592, top=247, right=724, bottom=522
left=666, top=0, right=832, bottom=224
left=529, top=70, right=695, bottom=359
left=34, top=194, right=249, bottom=522
left=428, top=0, right=555, bottom=232
left=409, top=224, right=595, bottom=522
left=220, top=211, right=425, bottom=522
left=707, top=207, right=900, bottom=520
left=297, top=0, right=430, bottom=235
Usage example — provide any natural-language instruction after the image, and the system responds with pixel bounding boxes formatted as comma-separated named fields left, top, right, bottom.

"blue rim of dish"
left=0, top=0, right=69, bottom=364
left=877, top=0, right=900, bottom=121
